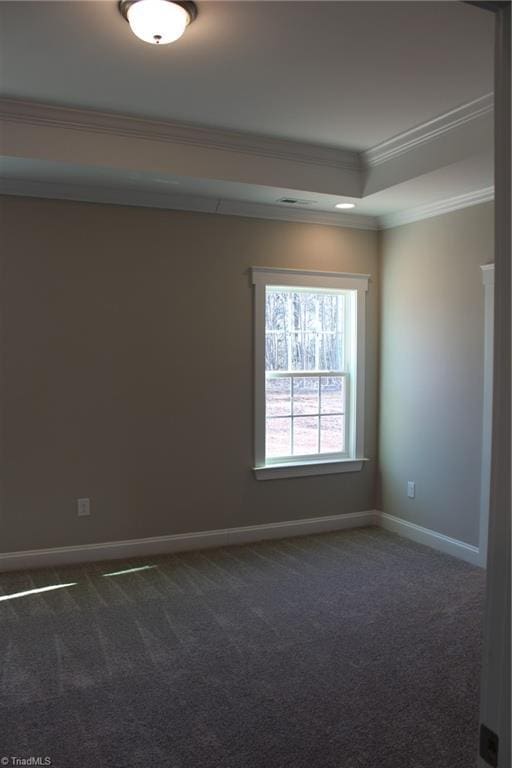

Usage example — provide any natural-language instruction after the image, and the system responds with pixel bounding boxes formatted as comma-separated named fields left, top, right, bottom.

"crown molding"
left=0, top=176, right=490, bottom=233
left=218, top=199, right=378, bottom=230
left=0, top=96, right=492, bottom=233
left=379, top=186, right=494, bottom=229
left=364, top=93, right=494, bottom=168
left=0, top=177, right=379, bottom=231
left=0, top=98, right=361, bottom=173
left=0, top=95, right=492, bottom=177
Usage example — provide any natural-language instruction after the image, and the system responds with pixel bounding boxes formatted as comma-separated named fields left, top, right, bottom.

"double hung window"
left=252, top=268, right=369, bottom=479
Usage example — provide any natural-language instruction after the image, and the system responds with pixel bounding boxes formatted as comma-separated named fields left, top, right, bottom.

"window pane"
left=319, top=293, right=344, bottom=333
left=265, top=332, right=288, bottom=371
left=303, top=293, right=319, bottom=331
left=293, top=416, right=319, bottom=455
left=266, top=377, right=291, bottom=417
left=320, top=376, right=345, bottom=414
left=265, top=290, right=287, bottom=331
left=291, top=292, right=303, bottom=331
left=320, top=415, right=345, bottom=453
left=266, top=418, right=291, bottom=458
left=320, top=333, right=342, bottom=370
left=291, top=332, right=316, bottom=371
left=293, top=377, right=319, bottom=415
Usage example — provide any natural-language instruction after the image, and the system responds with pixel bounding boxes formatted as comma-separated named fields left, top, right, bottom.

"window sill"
left=253, top=458, right=369, bottom=480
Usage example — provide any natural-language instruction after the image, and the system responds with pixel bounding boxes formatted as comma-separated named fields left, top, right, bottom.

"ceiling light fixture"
left=335, top=203, right=356, bottom=210
left=119, top=0, right=197, bottom=45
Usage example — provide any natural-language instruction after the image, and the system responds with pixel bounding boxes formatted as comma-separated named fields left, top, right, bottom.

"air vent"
left=277, top=197, right=315, bottom=206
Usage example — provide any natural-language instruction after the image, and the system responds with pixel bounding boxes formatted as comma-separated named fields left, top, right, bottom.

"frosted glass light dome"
left=124, top=0, right=193, bottom=45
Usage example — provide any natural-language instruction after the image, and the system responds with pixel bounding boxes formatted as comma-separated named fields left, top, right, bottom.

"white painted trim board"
left=379, top=187, right=494, bottom=229
left=0, top=97, right=360, bottom=172
left=0, top=178, right=493, bottom=233
left=479, top=264, right=494, bottom=567
left=364, top=93, right=494, bottom=167
left=379, top=512, right=480, bottom=567
left=0, top=510, right=379, bottom=572
left=0, top=509, right=482, bottom=572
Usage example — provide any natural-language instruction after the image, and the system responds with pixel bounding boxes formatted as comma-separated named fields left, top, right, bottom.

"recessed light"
left=335, top=203, right=356, bottom=210
left=119, top=0, right=197, bottom=45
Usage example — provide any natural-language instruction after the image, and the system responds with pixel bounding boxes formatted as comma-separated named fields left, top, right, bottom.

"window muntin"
left=264, top=288, right=350, bottom=464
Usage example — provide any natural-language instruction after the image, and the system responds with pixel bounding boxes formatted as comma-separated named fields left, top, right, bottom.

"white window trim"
left=251, top=267, right=370, bottom=480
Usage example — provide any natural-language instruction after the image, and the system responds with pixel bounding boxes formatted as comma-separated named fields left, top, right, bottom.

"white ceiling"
left=0, top=1, right=495, bottom=226
left=0, top=1, right=494, bottom=150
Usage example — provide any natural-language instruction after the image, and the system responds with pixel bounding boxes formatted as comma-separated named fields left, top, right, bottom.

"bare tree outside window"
left=265, top=289, right=347, bottom=459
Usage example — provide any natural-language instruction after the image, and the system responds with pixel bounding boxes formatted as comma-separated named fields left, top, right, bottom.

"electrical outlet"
left=407, top=481, right=415, bottom=499
left=77, top=498, right=90, bottom=517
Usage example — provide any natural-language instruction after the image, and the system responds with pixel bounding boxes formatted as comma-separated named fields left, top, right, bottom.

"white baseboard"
left=0, top=510, right=379, bottom=572
left=378, top=511, right=481, bottom=567
left=0, top=510, right=482, bottom=572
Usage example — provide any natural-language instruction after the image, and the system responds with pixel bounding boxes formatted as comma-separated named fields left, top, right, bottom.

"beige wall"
left=0, top=196, right=379, bottom=553
left=378, top=203, right=494, bottom=546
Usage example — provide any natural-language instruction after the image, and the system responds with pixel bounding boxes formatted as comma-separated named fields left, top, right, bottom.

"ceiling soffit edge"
left=0, top=176, right=378, bottom=229
left=0, top=98, right=360, bottom=173
left=0, top=93, right=493, bottom=177
left=0, top=177, right=494, bottom=232
left=0, top=94, right=494, bottom=227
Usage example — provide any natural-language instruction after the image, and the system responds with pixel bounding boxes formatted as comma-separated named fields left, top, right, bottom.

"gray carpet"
left=0, top=528, right=484, bottom=768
